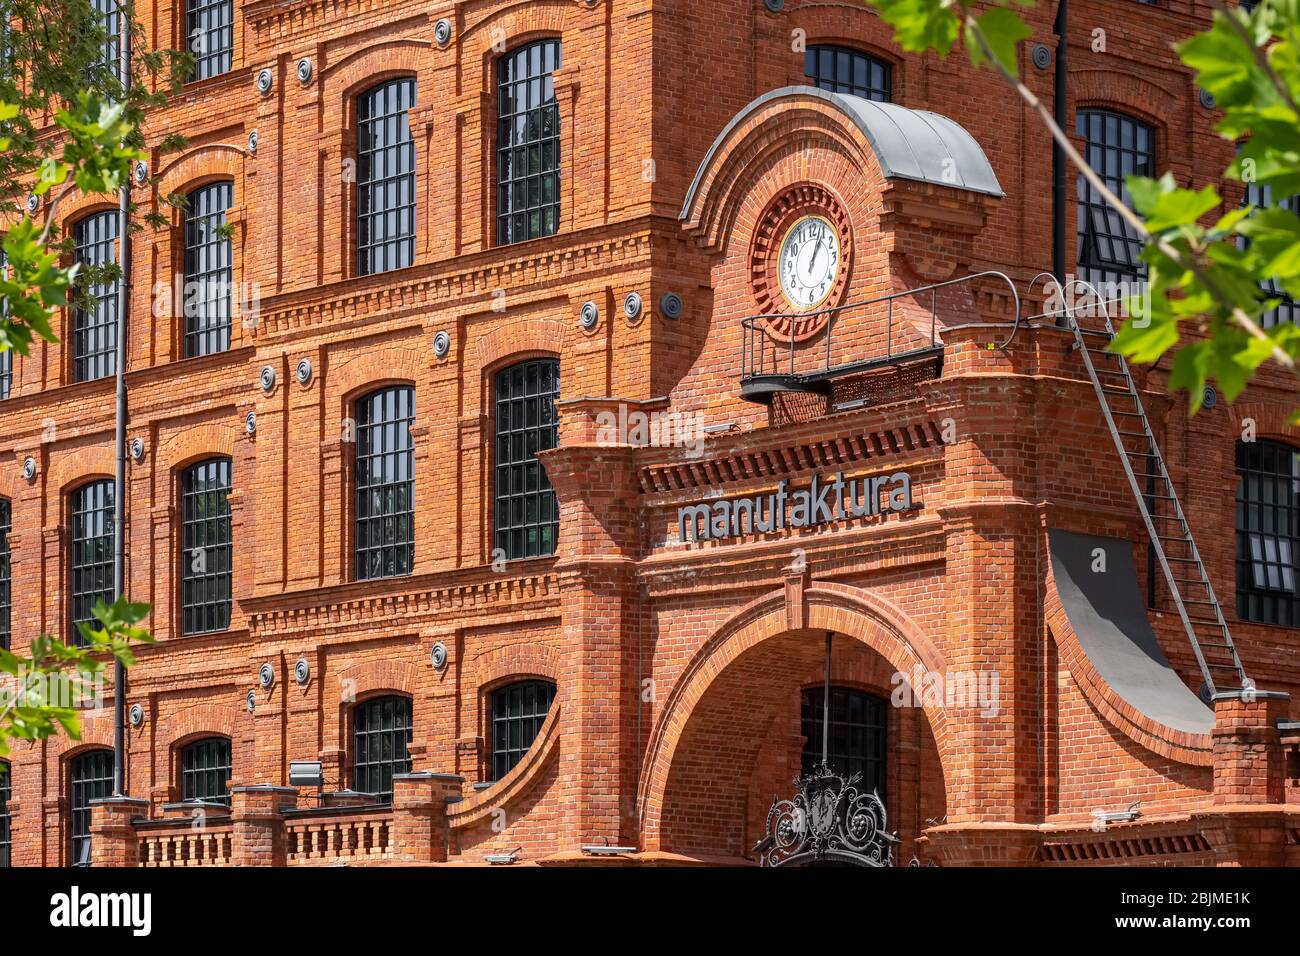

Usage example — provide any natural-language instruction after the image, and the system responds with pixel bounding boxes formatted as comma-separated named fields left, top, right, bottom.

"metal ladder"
left=1064, top=306, right=1249, bottom=699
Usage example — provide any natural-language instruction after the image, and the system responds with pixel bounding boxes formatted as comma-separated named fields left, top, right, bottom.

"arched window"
left=801, top=686, right=887, bottom=796
left=0, top=497, right=10, bottom=650
left=804, top=45, right=891, bottom=102
left=1241, top=181, right=1298, bottom=329
left=352, top=696, right=412, bottom=802
left=0, top=760, right=10, bottom=868
left=71, top=210, right=119, bottom=382
left=185, top=0, right=233, bottom=81
left=183, top=181, right=233, bottom=357
left=180, top=458, right=232, bottom=635
left=180, top=737, right=232, bottom=805
left=496, top=40, right=562, bottom=245
left=69, top=749, right=113, bottom=866
left=1236, top=439, right=1300, bottom=625
left=356, top=78, right=417, bottom=276
left=494, top=359, right=559, bottom=560
left=354, top=386, right=415, bottom=580
left=69, top=480, right=114, bottom=647
left=490, top=680, right=555, bottom=781
left=1076, top=109, right=1155, bottom=291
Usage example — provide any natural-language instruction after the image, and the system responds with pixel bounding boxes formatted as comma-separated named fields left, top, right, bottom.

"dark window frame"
left=69, top=480, right=115, bottom=647
left=353, top=385, right=415, bottom=581
left=87, top=0, right=121, bottom=86
left=1236, top=439, right=1300, bottom=626
left=179, top=457, right=232, bottom=635
left=71, top=210, right=119, bottom=383
left=1076, top=108, right=1156, bottom=292
left=800, top=685, right=888, bottom=797
left=182, top=181, right=234, bottom=357
left=0, top=760, right=10, bottom=868
left=185, top=0, right=233, bottom=82
left=804, top=44, right=892, bottom=102
left=356, top=77, right=417, bottom=277
left=180, top=736, right=232, bottom=805
left=489, top=679, right=556, bottom=781
left=351, top=695, right=412, bottom=803
left=69, top=748, right=113, bottom=866
left=493, top=358, right=559, bottom=561
left=0, top=248, right=10, bottom=400
left=0, top=497, right=9, bottom=651
left=1240, top=180, right=1299, bottom=329
left=495, top=39, right=562, bottom=246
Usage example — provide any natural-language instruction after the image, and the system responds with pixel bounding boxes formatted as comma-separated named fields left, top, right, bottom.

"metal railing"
left=739, top=271, right=1022, bottom=387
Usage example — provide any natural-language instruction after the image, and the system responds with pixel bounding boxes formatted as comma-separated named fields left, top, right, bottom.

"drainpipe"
left=111, top=7, right=131, bottom=798
left=1052, top=0, right=1069, bottom=303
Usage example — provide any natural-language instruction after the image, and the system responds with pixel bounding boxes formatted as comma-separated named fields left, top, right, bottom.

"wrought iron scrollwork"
left=755, top=763, right=898, bottom=867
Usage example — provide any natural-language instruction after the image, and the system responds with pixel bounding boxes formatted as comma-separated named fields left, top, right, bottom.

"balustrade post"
left=392, top=772, right=462, bottom=864
left=230, top=785, right=297, bottom=866
left=89, top=796, right=149, bottom=867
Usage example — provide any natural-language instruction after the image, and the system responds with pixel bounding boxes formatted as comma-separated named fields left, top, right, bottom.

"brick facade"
left=2, top=0, right=1298, bottom=868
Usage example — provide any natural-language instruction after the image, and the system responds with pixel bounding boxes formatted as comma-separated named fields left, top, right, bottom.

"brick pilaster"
left=89, top=796, right=149, bottom=868
left=391, top=772, right=462, bottom=863
left=230, top=785, right=297, bottom=866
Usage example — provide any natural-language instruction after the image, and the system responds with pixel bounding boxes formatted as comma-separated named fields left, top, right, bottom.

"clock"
left=779, top=216, right=840, bottom=310
left=750, top=184, right=852, bottom=341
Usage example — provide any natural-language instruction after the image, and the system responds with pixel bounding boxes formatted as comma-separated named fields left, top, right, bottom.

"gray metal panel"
left=1048, top=528, right=1213, bottom=735
left=679, top=85, right=1005, bottom=221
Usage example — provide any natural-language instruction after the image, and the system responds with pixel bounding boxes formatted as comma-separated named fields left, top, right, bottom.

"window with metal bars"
left=0, top=498, right=9, bottom=651
left=804, top=45, right=891, bottom=102
left=494, top=359, right=559, bottom=560
left=181, top=737, right=232, bottom=805
left=72, top=211, right=119, bottom=382
left=70, top=480, right=114, bottom=647
left=1236, top=439, right=1300, bottom=626
left=496, top=40, right=562, bottom=246
left=490, top=680, right=555, bottom=781
left=185, top=0, right=232, bottom=82
left=1076, top=109, right=1155, bottom=291
left=69, top=749, right=113, bottom=866
left=801, top=686, right=887, bottom=796
left=0, top=248, right=10, bottom=400
left=86, top=0, right=120, bottom=85
left=352, top=696, right=412, bottom=802
left=356, top=78, right=416, bottom=276
left=180, top=458, right=232, bottom=635
left=354, top=386, right=415, bottom=580
left=183, top=181, right=233, bottom=357
left=1241, top=181, right=1299, bottom=329
left=0, top=761, right=10, bottom=868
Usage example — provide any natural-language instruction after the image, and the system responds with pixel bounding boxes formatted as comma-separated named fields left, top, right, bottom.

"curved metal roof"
left=680, top=85, right=1005, bottom=220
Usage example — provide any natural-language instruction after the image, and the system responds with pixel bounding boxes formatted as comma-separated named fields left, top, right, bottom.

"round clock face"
left=779, top=216, right=840, bottom=310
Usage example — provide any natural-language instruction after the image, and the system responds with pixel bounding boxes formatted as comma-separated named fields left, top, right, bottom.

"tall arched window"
left=69, top=480, right=114, bottom=647
left=1241, top=181, right=1298, bottom=329
left=185, top=0, right=233, bottom=81
left=0, top=760, right=10, bottom=868
left=352, top=696, right=412, bottom=802
left=804, top=45, right=891, bottom=102
left=180, top=458, right=232, bottom=635
left=0, top=497, right=10, bottom=651
left=494, top=359, right=559, bottom=560
left=490, top=680, right=555, bottom=781
left=69, top=749, right=113, bottom=866
left=71, top=211, right=119, bottom=382
left=1076, top=109, right=1155, bottom=291
left=354, top=386, right=415, bottom=580
left=1236, top=439, right=1300, bottom=625
left=496, top=40, right=562, bottom=245
left=356, top=77, right=417, bottom=276
left=183, top=181, right=233, bottom=357
left=801, top=686, right=887, bottom=796
left=180, top=736, right=232, bottom=805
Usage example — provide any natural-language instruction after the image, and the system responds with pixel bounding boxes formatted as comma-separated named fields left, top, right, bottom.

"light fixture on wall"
left=289, top=761, right=324, bottom=788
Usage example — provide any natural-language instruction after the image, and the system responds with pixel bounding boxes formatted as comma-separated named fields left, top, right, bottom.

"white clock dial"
left=778, top=216, right=840, bottom=310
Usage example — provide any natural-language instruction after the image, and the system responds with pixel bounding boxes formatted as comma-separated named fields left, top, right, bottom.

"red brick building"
left=0, top=0, right=1297, bottom=868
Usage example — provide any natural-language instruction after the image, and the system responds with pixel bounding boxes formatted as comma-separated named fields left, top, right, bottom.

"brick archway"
left=639, top=582, right=951, bottom=858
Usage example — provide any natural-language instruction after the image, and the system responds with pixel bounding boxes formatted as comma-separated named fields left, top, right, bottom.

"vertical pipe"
left=821, top=632, right=831, bottom=767
left=111, top=2, right=131, bottom=798
left=1052, top=0, right=1070, bottom=301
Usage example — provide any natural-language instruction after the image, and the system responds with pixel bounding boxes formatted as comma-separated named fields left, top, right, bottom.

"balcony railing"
left=739, top=271, right=1021, bottom=403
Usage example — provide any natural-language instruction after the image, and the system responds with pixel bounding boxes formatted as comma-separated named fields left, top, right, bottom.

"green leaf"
left=874, top=0, right=960, bottom=56
left=966, top=7, right=1032, bottom=77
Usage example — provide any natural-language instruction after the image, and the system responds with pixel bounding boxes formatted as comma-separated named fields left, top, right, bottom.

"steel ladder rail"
left=1063, top=303, right=1248, bottom=698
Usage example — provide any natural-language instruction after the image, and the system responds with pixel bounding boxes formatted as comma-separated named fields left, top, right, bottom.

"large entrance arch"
left=639, top=581, right=953, bottom=862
